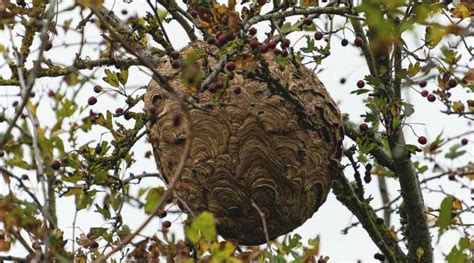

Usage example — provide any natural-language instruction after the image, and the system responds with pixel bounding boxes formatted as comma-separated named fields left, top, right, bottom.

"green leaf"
left=407, top=62, right=421, bottom=77
left=392, top=116, right=401, bottom=129
left=144, top=187, right=164, bottom=214
left=64, top=72, right=80, bottom=86
left=280, top=22, right=300, bottom=34
left=445, top=144, right=466, bottom=160
left=103, top=69, right=120, bottom=87
left=185, top=211, right=216, bottom=243
left=446, top=246, right=468, bottom=263
left=57, top=99, right=78, bottom=117
left=300, top=36, right=314, bottom=53
left=94, top=204, right=111, bottom=219
left=87, top=227, right=107, bottom=240
left=458, top=237, right=469, bottom=250
left=118, top=68, right=128, bottom=85
left=402, top=102, right=415, bottom=117
left=350, top=88, right=370, bottom=95
left=437, top=196, right=453, bottom=233
left=282, top=234, right=302, bottom=254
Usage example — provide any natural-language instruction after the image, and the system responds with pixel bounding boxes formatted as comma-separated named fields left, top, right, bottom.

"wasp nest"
left=145, top=42, right=343, bottom=245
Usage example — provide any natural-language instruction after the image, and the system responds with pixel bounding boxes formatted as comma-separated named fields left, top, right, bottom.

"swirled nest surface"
left=145, top=42, right=343, bottom=245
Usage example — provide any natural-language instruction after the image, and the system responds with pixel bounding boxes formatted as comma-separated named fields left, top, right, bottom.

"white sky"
left=0, top=1, right=472, bottom=262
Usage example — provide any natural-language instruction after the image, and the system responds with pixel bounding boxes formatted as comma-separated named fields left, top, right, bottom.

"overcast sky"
left=0, top=1, right=472, bottom=262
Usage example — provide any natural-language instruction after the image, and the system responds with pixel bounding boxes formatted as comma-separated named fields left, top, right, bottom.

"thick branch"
left=387, top=131, right=433, bottom=262
left=332, top=172, right=406, bottom=262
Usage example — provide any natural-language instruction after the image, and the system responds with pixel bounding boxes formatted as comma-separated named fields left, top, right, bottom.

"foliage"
left=0, top=0, right=473, bottom=262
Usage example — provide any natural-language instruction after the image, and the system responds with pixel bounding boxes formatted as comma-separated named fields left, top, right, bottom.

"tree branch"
left=332, top=172, right=406, bottom=262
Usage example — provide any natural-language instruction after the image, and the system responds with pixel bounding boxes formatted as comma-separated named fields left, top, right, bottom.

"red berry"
left=268, top=39, right=277, bottom=49
left=88, top=96, right=97, bottom=105
left=461, top=138, right=468, bottom=145
left=427, top=94, right=436, bottom=102
left=314, top=31, right=323, bottom=40
left=303, top=18, right=312, bottom=25
left=248, top=27, right=257, bottom=35
left=418, top=136, right=427, bottom=145
left=225, top=62, right=236, bottom=71
left=260, top=44, right=269, bottom=53
left=115, top=107, right=124, bottom=115
left=208, top=82, right=217, bottom=93
left=421, top=90, right=429, bottom=97
left=47, top=90, right=55, bottom=97
left=357, top=80, right=365, bottom=88
left=273, top=48, right=282, bottom=56
left=249, top=39, right=259, bottom=49
left=190, top=9, right=198, bottom=18
left=317, top=257, right=327, bottom=263
left=217, top=33, right=227, bottom=45
left=162, top=221, right=171, bottom=228
left=281, top=49, right=289, bottom=57
left=280, top=38, right=291, bottom=49
left=419, top=80, right=427, bottom=88
left=354, top=36, right=364, bottom=47
left=51, top=160, right=61, bottom=171
left=359, top=123, right=369, bottom=131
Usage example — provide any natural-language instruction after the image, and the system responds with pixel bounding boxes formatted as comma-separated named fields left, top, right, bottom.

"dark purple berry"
left=359, top=123, right=369, bottom=131
left=171, top=60, right=181, bottom=69
left=314, top=31, right=323, bottom=40
left=427, top=94, right=436, bottom=102
left=51, top=160, right=61, bottom=171
left=225, top=62, right=236, bottom=71
left=88, top=96, right=97, bottom=105
left=170, top=51, right=180, bottom=60
left=249, top=27, right=257, bottom=35
left=341, top=39, right=349, bottom=46
left=354, top=36, right=364, bottom=47
left=418, top=136, right=427, bottom=145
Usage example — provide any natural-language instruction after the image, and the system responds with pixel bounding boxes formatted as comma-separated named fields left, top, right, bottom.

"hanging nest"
left=144, top=42, right=343, bottom=245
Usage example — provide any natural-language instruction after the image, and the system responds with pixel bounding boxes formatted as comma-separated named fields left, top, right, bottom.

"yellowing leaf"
left=452, top=101, right=465, bottom=114
left=76, top=0, right=104, bottom=8
left=452, top=198, right=462, bottom=211
left=185, top=211, right=216, bottom=243
left=452, top=5, right=470, bottom=18
left=300, top=0, right=318, bottom=7
left=462, top=68, right=474, bottom=85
